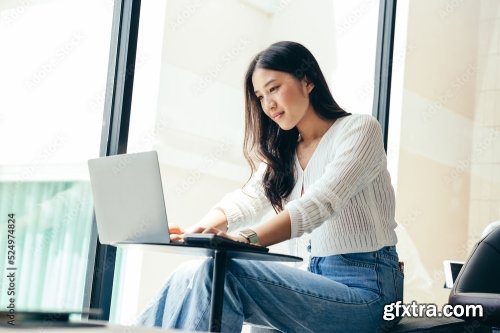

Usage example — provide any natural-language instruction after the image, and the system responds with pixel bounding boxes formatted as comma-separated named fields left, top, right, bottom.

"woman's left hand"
left=170, top=226, right=248, bottom=244
left=200, top=227, right=249, bottom=244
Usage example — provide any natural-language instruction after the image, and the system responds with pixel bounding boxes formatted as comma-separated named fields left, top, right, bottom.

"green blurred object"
left=0, top=182, right=94, bottom=312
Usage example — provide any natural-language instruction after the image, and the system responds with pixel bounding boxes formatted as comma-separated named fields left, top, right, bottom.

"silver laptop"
left=87, top=151, right=268, bottom=252
left=88, top=151, right=171, bottom=245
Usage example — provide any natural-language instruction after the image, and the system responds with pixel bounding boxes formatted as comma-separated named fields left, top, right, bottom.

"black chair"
left=390, top=227, right=500, bottom=333
left=448, top=226, right=500, bottom=329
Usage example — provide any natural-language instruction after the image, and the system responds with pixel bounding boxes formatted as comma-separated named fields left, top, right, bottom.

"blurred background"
left=0, top=0, right=498, bottom=328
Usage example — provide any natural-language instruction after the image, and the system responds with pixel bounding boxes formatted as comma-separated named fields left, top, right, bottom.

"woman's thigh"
left=226, top=258, right=382, bottom=332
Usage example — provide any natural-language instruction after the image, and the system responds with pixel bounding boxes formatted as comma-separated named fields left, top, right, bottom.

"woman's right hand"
left=169, top=223, right=207, bottom=242
left=169, top=208, right=228, bottom=242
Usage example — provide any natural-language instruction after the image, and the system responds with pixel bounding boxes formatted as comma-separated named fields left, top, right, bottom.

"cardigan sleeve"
left=216, top=162, right=271, bottom=232
left=285, top=115, right=386, bottom=238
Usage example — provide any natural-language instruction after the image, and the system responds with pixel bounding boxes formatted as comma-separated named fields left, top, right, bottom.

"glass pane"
left=0, top=0, right=114, bottom=312
left=388, top=0, right=500, bottom=306
left=110, top=0, right=381, bottom=324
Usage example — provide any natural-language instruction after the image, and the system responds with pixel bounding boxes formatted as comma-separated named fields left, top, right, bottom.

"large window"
left=388, top=0, right=500, bottom=306
left=10, top=0, right=497, bottom=324
left=0, top=0, right=113, bottom=311
left=109, top=0, right=382, bottom=325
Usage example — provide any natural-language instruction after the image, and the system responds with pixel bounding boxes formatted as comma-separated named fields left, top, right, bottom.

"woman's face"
left=252, top=68, right=314, bottom=130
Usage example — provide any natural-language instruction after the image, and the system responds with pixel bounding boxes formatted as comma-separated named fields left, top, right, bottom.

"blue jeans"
left=136, top=246, right=404, bottom=332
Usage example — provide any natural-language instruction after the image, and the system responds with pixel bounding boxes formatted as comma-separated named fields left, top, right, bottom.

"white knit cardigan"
left=218, top=114, right=398, bottom=258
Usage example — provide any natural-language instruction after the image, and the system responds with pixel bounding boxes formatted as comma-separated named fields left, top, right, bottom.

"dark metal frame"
left=373, top=0, right=397, bottom=150
left=210, top=250, right=227, bottom=331
left=84, top=0, right=141, bottom=321
left=85, top=0, right=398, bottom=325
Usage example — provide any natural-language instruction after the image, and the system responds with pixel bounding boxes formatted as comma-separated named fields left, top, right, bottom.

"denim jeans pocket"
left=391, top=267, right=404, bottom=301
left=332, top=253, right=380, bottom=300
left=338, top=252, right=377, bottom=269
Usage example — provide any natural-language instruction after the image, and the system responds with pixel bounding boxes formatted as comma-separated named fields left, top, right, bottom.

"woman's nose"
left=263, top=96, right=276, bottom=111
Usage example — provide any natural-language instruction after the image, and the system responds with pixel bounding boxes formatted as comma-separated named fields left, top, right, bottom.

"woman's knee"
left=169, top=258, right=210, bottom=288
left=226, top=258, right=261, bottom=274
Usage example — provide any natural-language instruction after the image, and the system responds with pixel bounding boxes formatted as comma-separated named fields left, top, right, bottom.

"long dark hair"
left=243, top=41, right=350, bottom=212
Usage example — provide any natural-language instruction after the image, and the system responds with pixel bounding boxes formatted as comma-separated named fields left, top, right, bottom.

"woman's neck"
left=296, top=109, right=336, bottom=144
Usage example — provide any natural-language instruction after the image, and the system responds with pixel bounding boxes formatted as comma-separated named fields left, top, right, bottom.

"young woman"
left=137, top=41, right=403, bottom=332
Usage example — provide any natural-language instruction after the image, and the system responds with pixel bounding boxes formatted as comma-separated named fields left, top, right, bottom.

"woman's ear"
left=303, top=76, right=315, bottom=94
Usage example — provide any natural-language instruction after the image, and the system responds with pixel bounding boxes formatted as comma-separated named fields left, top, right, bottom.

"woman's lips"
left=273, top=111, right=284, bottom=120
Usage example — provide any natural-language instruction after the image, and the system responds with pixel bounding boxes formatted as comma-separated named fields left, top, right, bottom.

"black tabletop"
left=116, top=243, right=303, bottom=263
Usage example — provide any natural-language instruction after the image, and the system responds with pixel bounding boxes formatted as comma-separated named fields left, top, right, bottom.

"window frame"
left=85, top=0, right=142, bottom=321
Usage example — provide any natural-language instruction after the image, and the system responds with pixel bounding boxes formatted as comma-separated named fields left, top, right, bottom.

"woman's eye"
left=257, top=96, right=263, bottom=102
left=270, top=86, right=279, bottom=92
